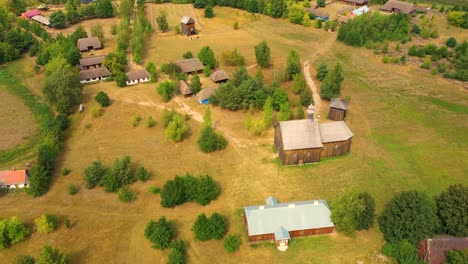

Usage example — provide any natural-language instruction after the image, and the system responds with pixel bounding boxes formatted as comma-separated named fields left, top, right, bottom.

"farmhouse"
left=0, top=169, right=28, bottom=189
left=209, top=70, right=229, bottom=83
left=31, top=15, right=50, bottom=26
left=77, top=37, right=102, bottom=52
left=179, top=80, right=192, bottom=97
left=243, top=196, right=334, bottom=251
left=79, top=67, right=111, bottom=84
left=126, top=69, right=150, bottom=85
left=306, top=7, right=330, bottom=21
left=418, top=236, right=468, bottom=264
left=180, top=16, right=196, bottom=36
left=328, top=98, right=349, bottom=121
left=196, top=86, right=218, bottom=104
left=79, top=55, right=105, bottom=70
left=176, top=58, right=204, bottom=74
left=343, top=0, right=368, bottom=6
left=22, top=10, right=41, bottom=19
left=379, top=0, right=416, bottom=15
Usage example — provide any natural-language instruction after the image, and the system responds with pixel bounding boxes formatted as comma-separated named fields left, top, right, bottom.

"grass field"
left=0, top=4, right=467, bottom=264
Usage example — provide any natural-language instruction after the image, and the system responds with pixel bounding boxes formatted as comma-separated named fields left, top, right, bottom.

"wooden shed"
left=180, top=16, right=195, bottom=36
left=243, top=196, right=334, bottom=251
left=178, top=80, right=192, bottom=97
left=209, top=70, right=229, bottom=83
left=328, top=98, right=349, bottom=121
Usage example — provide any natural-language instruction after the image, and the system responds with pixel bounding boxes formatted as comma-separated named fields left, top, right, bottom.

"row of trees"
left=131, top=3, right=153, bottom=64
left=192, top=212, right=227, bottom=241
left=144, top=217, right=187, bottom=263
left=316, top=62, right=344, bottom=100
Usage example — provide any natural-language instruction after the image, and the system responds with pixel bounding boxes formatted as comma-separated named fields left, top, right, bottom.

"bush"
left=183, top=51, right=193, bottom=59
left=102, top=156, right=135, bottom=192
left=204, top=5, right=214, bottom=18
left=61, top=168, right=71, bottom=176
left=131, top=115, right=142, bottom=127
left=157, top=81, right=176, bottom=102
left=381, top=240, right=423, bottom=264
left=254, top=41, right=271, bottom=68
left=95, top=91, right=111, bottom=107
left=381, top=56, right=391, bottom=63
left=64, top=217, right=71, bottom=229
left=144, top=217, right=175, bottom=249
left=233, top=21, right=239, bottom=30
left=331, top=192, right=375, bottom=236
left=446, top=250, right=468, bottom=264
left=34, top=214, right=59, bottom=233
left=136, top=166, right=151, bottom=182
left=37, top=245, right=69, bottom=264
left=224, top=234, right=241, bottom=253
left=14, top=255, right=35, bottom=264
left=286, top=50, right=301, bottom=80
left=446, top=37, right=457, bottom=48
left=146, top=116, right=156, bottom=128
left=198, top=46, right=216, bottom=68
left=165, top=114, right=189, bottom=142
left=150, top=186, right=160, bottom=195
left=420, top=56, right=432, bottom=69
left=0, top=217, right=30, bottom=249
left=91, top=106, right=104, bottom=118
left=118, top=186, right=135, bottom=202
left=436, top=184, right=468, bottom=237
left=221, top=48, right=245, bottom=66
left=315, top=62, right=328, bottom=81
left=67, top=183, right=78, bottom=195
left=27, top=165, right=50, bottom=197
left=192, top=212, right=227, bottom=241
left=83, top=160, right=107, bottom=189
left=168, top=240, right=186, bottom=264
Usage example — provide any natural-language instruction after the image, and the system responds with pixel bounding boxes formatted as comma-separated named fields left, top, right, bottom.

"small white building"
left=0, top=169, right=29, bottom=189
left=79, top=67, right=111, bottom=84
left=126, top=69, right=151, bottom=86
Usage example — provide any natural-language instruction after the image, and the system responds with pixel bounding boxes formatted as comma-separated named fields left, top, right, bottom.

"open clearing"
left=0, top=4, right=467, bottom=264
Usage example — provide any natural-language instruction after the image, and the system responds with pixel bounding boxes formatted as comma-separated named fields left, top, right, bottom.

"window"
left=306, top=152, right=311, bottom=157
left=335, top=144, right=339, bottom=149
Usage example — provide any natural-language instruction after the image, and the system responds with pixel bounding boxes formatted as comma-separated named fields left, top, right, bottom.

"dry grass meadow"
left=0, top=3, right=467, bottom=264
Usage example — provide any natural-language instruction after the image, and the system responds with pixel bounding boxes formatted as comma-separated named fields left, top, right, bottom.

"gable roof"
left=319, top=121, right=354, bottom=143
left=244, top=197, right=334, bottom=238
left=266, top=196, right=279, bottom=206
left=345, top=0, right=368, bottom=4
left=31, top=15, right=50, bottom=26
left=175, top=58, right=204, bottom=73
left=196, top=86, right=218, bottom=102
left=0, top=170, right=28, bottom=186
left=379, top=0, right=415, bottom=14
left=79, top=67, right=111, bottom=81
left=77, top=37, right=102, bottom=51
left=329, top=98, right=349, bottom=110
left=274, top=226, right=291, bottom=240
left=306, top=7, right=330, bottom=19
left=23, top=10, right=41, bottom=18
left=209, top=70, right=229, bottom=82
left=419, top=236, right=468, bottom=264
left=126, top=69, right=150, bottom=81
left=179, top=80, right=192, bottom=95
left=278, top=119, right=323, bottom=151
left=180, top=16, right=194, bottom=25
left=79, top=55, right=105, bottom=68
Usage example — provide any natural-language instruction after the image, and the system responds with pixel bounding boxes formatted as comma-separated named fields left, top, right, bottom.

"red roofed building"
left=22, top=10, right=41, bottom=19
left=419, top=236, right=468, bottom=264
left=0, top=169, right=29, bottom=189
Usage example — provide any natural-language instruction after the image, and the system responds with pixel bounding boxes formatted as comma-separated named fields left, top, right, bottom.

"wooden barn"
left=379, top=0, right=416, bottom=15
left=175, top=58, right=204, bottom=74
left=77, top=37, right=102, bottom=52
left=343, top=0, right=368, bottom=6
left=319, top=121, right=354, bottom=159
left=328, top=98, right=349, bottom=121
left=180, top=16, right=196, bottom=36
left=0, top=169, right=29, bottom=189
left=209, top=70, right=229, bottom=83
left=179, top=80, right=192, bottom=97
left=243, top=196, right=334, bottom=251
left=418, top=236, right=468, bottom=264
left=79, top=55, right=105, bottom=70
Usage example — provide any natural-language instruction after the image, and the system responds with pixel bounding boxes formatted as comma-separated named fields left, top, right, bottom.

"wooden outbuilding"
left=243, top=196, right=334, bottom=251
left=196, top=86, right=218, bottom=104
left=343, top=0, right=368, bottom=6
left=180, top=16, right=196, bottom=36
left=319, top=121, right=353, bottom=159
left=175, top=58, right=204, bottom=74
left=418, top=236, right=468, bottom=264
left=379, top=0, right=416, bottom=15
left=77, top=37, right=102, bottom=52
left=79, top=67, right=111, bottom=84
left=179, top=80, right=192, bottom=97
left=79, top=55, right=105, bottom=70
left=0, top=169, right=29, bottom=189
left=328, top=98, right=349, bottom=121
left=209, top=70, right=229, bottom=83
left=126, top=69, right=150, bottom=85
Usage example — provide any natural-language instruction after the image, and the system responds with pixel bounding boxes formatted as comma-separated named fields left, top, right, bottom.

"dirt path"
left=304, top=60, right=321, bottom=115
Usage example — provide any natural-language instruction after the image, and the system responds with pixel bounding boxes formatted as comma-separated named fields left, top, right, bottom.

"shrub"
left=195, top=175, right=220, bottom=205
left=14, top=255, right=35, bottom=264
left=320, top=63, right=344, bottom=100
left=437, top=63, right=447, bottom=73
left=37, top=245, right=69, bottom=264
left=168, top=240, right=186, bottom=264
left=0, top=217, right=30, bottom=249
left=192, top=212, right=227, bottom=241
left=286, top=50, right=301, bottom=80
left=315, top=62, right=328, bottom=81
left=165, top=114, right=189, bottom=142
left=331, top=192, right=375, bottom=236
left=27, top=165, right=50, bottom=197
left=156, top=11, right=169, bottom=32
left=91, top=106, right=104, bottom=118
left=136, top=167, right=151, bottom=182
left=203, top=65, right=212, bottom=77
left=61, top=168, right=71, bottom=176
left=198, top=46, right=216, bottom=68
left=436, top=184, right=468, bottom=237
left=446, top=250, right=468, bottom=264
left=162, top=109, right=178, bottom=127
left=222, top=48, right=245, bottom=66
left=150, top=186, right=160, bottom=195
left=83, top=160, right=107, bottom=189
left=198, top=107, right=227, bottom=153
left=157, top=81, right=176, bottom=102
left=381, top=240, right=423, bottom=264
left=233, top=21, right=239, bottom=29
left=420, top=28, right=431, bottom=39
left=420, top=57, right=432, bottom=69
left=131, top=115, right=142, bottom=127
left=190, top=75, right=202, bottom=95
left=95, top=91, right=111, bottom=107
left=224, top=234, right=241, bottom=253
left=35, top=214, right=59, bottom=233
left=204, top=5, right=214, bottom=18
left=102, top=156, right=135, bottom=192
left=400, top=55, right=407, bottom=64
left=446, top=37, right=457, bottom=48
left=67, top=184, right=78, bottom=195
left=144, top=217, right=175, bottom=249
left=381, top=56, right=391, bottom=63
left=146, top=116, right=156, bottom=128
left=254, top=41, right=271, bottom=68
left=64, top=217, right=71, bottom=229
left=183, top=51, right=193, bottom=59
left=118, top=186, right=135, bottom=202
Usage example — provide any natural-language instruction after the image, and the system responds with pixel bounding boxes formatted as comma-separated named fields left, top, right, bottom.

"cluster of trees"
left=16, top=244, right=69, bottom=264
left=330, top=192, right=375, bottom=236
left=34, top=214, right=59, bottom=233
left=337, top=13, right=410, bottom=47
left=49, top=0, right=114, bottom=29
left=192, top=212, right=227, bottom=241
left=198, top=107, right=227, bottom=152
left=160, top=173, right=220, bottom=208
left=222, top=48, right=245, bottom=66
left=318, top=63, right=344, bottom=100
left=0, top=217, right=30, bottom=249
left=447, top=11, right=468, bottom=29
left=161, top=108, right=189, bottom=142
left=104, top=51, right=128, bottom=87
left=144, top=217, right=186, bottom=263
left=131, top=5, right=153, bottom=64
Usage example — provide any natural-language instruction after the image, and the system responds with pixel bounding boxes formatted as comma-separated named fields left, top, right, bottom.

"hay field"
left=1, top=4, right=467, bottom=264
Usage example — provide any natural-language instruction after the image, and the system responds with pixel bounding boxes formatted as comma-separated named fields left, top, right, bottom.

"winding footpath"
left=303, top=60, right=321, bottom=115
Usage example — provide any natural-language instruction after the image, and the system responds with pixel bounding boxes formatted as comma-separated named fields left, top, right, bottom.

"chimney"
left=307, top=104, right=315, bottom=120
left=288, top=204, right=295, bottom=208
left=314, top=201, right=319, bottom=206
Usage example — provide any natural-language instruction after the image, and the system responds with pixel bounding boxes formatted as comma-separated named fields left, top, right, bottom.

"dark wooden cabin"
left=328, top=98, right=349, bottom=121
left=180, top=16, right=195, bottom=36
left=319, top=121, right=353, bottom=158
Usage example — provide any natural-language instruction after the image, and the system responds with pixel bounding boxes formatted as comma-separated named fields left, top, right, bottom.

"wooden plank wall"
left=321, top=139, right=352, bottom=158
left=328, top=108, right=346, bottom=121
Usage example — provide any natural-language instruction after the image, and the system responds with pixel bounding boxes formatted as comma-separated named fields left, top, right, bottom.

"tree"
left=144, top=217, right=175, bottom=249
left=192, top=212, right=227, bottom=241
left=165, top=114, right=189, bottom=142
left=197, top=107, right=227, bottom=152
left=27, top=165, right=50, bottom=197
left=195, top=175, right=220, bottom=205
left=254, top=41, right=271, bottom=68
left=146, top=62, right=158, bottom=82
left=194, top=0, right=207, bottom=8
left=104, top=52, right=127, bottom=75
left=65, top=0, right=80, bottom=24
left=95, top=0, right=114, bottom=18
left=34, top=214, right=58, bottom=233
left=278, top=102, right=291, bottom=121
left=190, top=74, right=202, bottom=95
left=91, top=23, right=105, bottom=45
left=157, top=81, right=176, bottom=102
left=381, top=240, right=423, bottom=264
left=436, top=184, right=468, bottom=237
left=315, top=62, right=328, bottom=81
left=102, top=156, right=135, bottom=192
left=14, top=255, right=36, bottom=264
left=331, top=192, right=375, bottom=236
left=262, top=96, right=273, bottom=128
left=302, top=13, right=312, bottom=27
left=83, top=160, right=107, bottom=189
left=286, top=50, right=301, bottom=80
left=447, top=11, right=468, bottom=29
left=9, top=0, right=26, bottom=15
left=317, top=0, right=326, bottom=7
left=42, top=58, right=82, bottom=114
left=221, top=48, right=245, bottom=66
left=296, top=107, right=305, bottom=119
left=50, top=10, right=66, bottom=29
left=320, top=63, right=344, bottom=100
left=379, top=191, right=439, bottom=244
left=224, top=234, right=241, bottom=253
left=292, top=74, right=306, bottom=94
left=95, top=91, right=110, bottom=107
left=160, top=176, right=187, bottom=208
left=204, top=5, right=215, bottom=18
left=446, top=37, right=458, bottom=48
left=300, top=86, right=312, bottom=107
left=288, top=4, right=305, bottom=24
left=0, top=217, right=30, bottom=249
left=356, top=192, right=376, bottom=230
left=198, top=46, right=216, bottom=68
left=209, top=213, right=227, bottom=240
left=156, top=11, right=169, bottom=32
left=168, top=240, right=186, bottom=264
left=446, top=250, right=468, bottom=264
left=37, top=245, right=69, bottom=264
left=272, top=88, right=288, bottom=111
